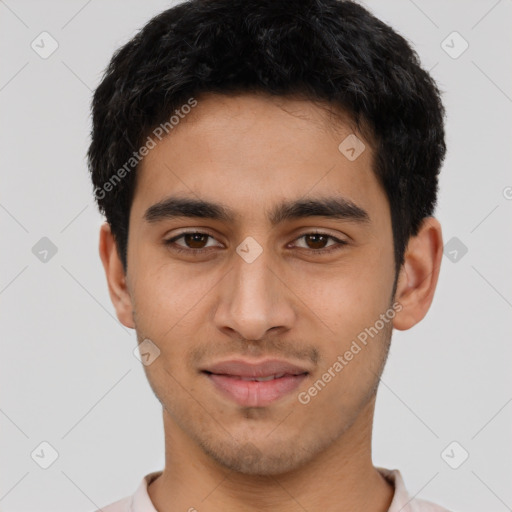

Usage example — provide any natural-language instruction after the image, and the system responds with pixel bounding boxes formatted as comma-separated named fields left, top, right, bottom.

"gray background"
left=1, top=0, right=511, bottom=510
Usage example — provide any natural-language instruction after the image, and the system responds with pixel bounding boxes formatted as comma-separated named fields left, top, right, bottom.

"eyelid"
left=293, top=228, right=347, bottom=241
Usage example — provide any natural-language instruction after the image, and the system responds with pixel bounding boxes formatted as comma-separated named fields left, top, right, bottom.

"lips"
left=202, top=359, right=310, bottom=407
left=202, top=359, right=310, bottom=378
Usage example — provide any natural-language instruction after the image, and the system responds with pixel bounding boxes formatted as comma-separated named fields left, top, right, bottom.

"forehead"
left=131, top=92, right=387, bottom=227
left=167, top=91, right=360, bottom=135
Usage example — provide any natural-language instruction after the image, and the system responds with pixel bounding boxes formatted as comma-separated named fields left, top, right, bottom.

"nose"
left=213, top=246, right=296, bottom=342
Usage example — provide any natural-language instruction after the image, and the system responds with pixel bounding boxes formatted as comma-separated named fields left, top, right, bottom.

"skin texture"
left=99, top=92, right=443, bottom=511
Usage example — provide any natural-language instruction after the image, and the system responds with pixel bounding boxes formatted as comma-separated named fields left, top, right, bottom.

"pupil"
left=186, top=233, right=207, bottom=248
left=307, top=234, right=326, bottom=249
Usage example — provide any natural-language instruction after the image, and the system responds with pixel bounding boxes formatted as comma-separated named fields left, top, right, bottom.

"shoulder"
left=89, top=470, right=162, bottom=512
left=376, top=466, right=453, bottom=512
left=90, top=495, right=132, bottom=512
left=411, top=496, right=453, bottom=512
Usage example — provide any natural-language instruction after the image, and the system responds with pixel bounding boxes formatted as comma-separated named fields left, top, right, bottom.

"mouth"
left=203, top=372, right=309, bottom=407
left=201, top=359, right=310, bottom=407
left=205, top=372, right=299, bottom=382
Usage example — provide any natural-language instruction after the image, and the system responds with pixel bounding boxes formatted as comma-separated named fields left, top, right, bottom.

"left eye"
left=292, top=232, right=347, bottom=251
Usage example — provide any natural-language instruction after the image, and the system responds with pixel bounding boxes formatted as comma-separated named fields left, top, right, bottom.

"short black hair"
left=88, top=0, right=446, bottom=280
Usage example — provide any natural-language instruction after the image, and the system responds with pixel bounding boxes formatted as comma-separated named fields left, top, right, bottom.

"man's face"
left=125, top=92, right=397, bottom=475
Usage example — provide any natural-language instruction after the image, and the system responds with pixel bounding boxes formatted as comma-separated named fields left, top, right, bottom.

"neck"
left=148, top=395, right=394, bottom=512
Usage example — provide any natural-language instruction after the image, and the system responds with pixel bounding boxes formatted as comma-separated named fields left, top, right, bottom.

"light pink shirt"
left=94, top=467, right=452, bottom=512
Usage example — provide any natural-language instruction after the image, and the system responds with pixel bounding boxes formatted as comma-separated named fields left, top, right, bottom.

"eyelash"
left=163, top=231, right=348, bottom=256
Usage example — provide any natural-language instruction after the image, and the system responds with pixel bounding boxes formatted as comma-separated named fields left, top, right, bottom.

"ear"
left=98, top=222, right=135, bottom=329
left=392, top=217, right=443, bottom=331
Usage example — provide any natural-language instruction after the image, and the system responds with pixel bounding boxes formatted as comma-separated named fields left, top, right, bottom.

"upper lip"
left=202, top=359, right=310, bottom=378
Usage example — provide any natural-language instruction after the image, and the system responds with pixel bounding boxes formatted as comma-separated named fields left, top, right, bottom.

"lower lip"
left=205, top=372, right=308, bottom=407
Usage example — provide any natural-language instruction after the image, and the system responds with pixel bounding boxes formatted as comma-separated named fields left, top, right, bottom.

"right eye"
left=163, top=231, right=223, bottom=254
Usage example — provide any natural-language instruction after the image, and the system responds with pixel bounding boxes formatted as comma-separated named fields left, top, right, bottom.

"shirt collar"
left=130, top=470, right=161, bottom=512
left=130, top=467, right=425, bottom=512
left=376, top=466, right=430, bottom=512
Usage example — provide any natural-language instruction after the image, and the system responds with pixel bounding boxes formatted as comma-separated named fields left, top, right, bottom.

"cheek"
left=131, top=259, right=212, bottom=331
left=130, top=261, right=227, bottom=380
left=289, top=254, right=393, bottom=340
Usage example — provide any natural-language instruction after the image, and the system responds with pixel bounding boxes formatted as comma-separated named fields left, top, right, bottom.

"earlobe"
left=98, top=222, right=135, bottom=329
left=392, top=217, right=443, bottom=331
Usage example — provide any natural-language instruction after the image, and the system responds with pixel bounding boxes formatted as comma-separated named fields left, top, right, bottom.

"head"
left=90, top=0, right=445, bottom=475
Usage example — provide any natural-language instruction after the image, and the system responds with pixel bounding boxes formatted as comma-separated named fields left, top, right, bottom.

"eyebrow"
left=143, top=195, right=371, bottom=226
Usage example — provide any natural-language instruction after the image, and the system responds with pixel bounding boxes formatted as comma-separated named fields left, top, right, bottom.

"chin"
left=198, top=436, right=315, bottom=476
